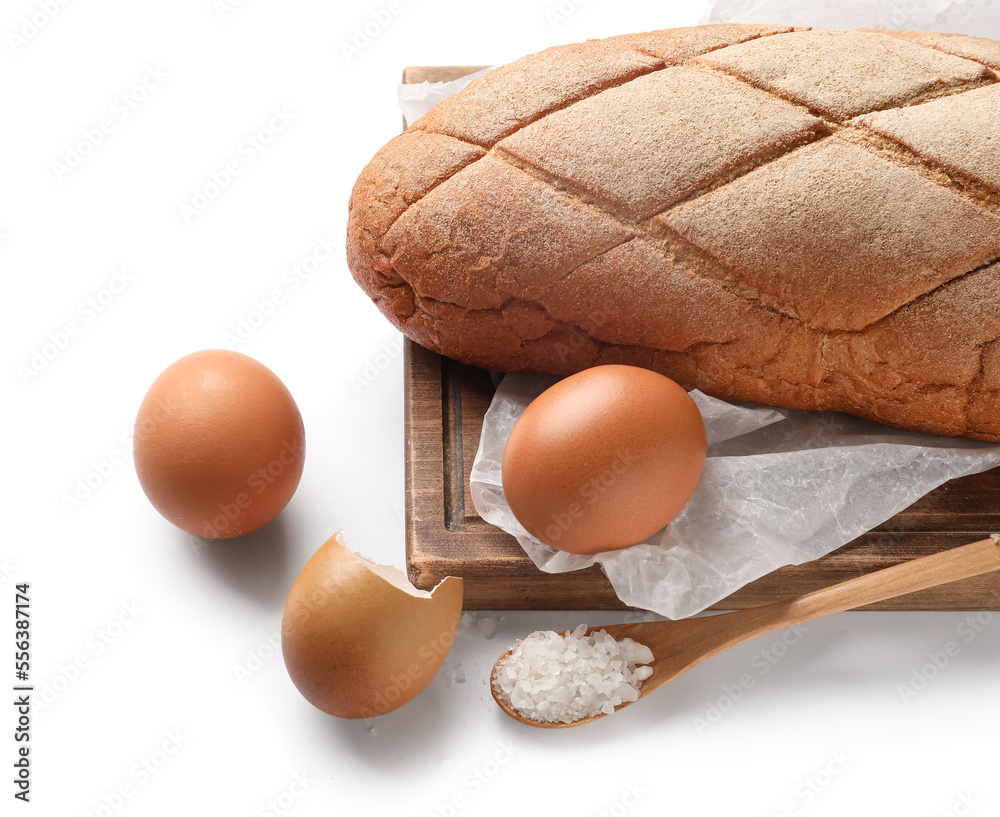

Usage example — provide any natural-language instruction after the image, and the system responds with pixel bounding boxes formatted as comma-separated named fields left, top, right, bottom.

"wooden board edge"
left=402, top=65, right=491, bottom=84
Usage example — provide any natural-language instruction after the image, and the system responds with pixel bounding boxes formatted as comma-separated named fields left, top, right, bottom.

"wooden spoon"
left=491, top=535, right=1000, bottom=727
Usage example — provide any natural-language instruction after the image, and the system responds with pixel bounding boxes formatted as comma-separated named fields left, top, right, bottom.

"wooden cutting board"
left=400, top=67, right=1000, bottom=612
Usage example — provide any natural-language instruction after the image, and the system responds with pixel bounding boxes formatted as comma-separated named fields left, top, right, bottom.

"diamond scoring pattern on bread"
left=411, top=23, right=798, bottom=148
left=346, top=24, right=1000, bottom=439
left=692, top=29, right=995, bottom=121
left=384, top=154, right=635, bottom=311
left=853, top=84, right=1000, bottom=195
left=603, top=23, right=800, bottom=62
left=347, top=129, right=485, bottom=306
left=410, top=40, right=663, bottom=148
left=495, top=67, right=829, bottom=221
left=537, top=238, right=824, bottom=410
left=661, top=137, right=1000, bottom=332
left=872, top=29, right=1000, bottom=71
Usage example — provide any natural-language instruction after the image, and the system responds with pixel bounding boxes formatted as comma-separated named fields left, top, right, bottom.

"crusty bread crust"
left=347, top=24, right=1000, bottom=440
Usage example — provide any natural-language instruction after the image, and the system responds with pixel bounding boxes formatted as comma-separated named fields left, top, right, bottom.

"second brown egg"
left=501, top=365, right=706, bottom=555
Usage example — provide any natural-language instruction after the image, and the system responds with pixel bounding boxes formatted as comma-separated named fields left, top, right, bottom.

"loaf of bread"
left=347, top=24, right=1000, bottom=440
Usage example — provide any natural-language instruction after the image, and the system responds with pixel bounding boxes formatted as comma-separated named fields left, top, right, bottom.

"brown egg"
left=133, top=349, right=305, bottom=539
left=281, top=532, right=463, bottom=718
left=501, top=365, right=706, bottom=555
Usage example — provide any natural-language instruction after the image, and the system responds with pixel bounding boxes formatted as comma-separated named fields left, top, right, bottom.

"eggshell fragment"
left=281, top=532, right=464, bottom=719
left=133, top=349, right=305, bottom=539
left=501, top=365, right=706, bottom=555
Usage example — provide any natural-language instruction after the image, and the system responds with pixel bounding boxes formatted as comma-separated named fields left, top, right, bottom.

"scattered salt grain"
left=492, top=625, right=654, bottom=724
left=477, top=616, right=498, bottom=639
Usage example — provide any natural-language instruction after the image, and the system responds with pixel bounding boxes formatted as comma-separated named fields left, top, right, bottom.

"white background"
left=5, top=1, right=999, bottom=815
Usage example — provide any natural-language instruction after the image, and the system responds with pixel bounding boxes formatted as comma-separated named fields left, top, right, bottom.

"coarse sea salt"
left=492, top=624, right=655, bottom=724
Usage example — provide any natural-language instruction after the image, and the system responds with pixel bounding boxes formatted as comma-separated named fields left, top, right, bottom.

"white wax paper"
left=400, top=12, right=1000, bottom=618
left=702, top=0, right=1000, bottom=38
left=469, top=375, right=1000, bottom=619
left=399, top=66, right=493, bottom=128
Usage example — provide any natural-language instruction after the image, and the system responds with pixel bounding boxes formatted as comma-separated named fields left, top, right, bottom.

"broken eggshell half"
left=281, top=531, right=464, bottom=718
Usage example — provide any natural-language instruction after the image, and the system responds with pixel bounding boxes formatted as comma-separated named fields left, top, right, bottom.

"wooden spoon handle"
left=735, top=535, right=1000, bottom=639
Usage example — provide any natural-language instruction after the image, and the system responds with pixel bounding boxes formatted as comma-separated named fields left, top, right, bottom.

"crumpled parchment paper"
left=469, top=375, right=1000, bottom=619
